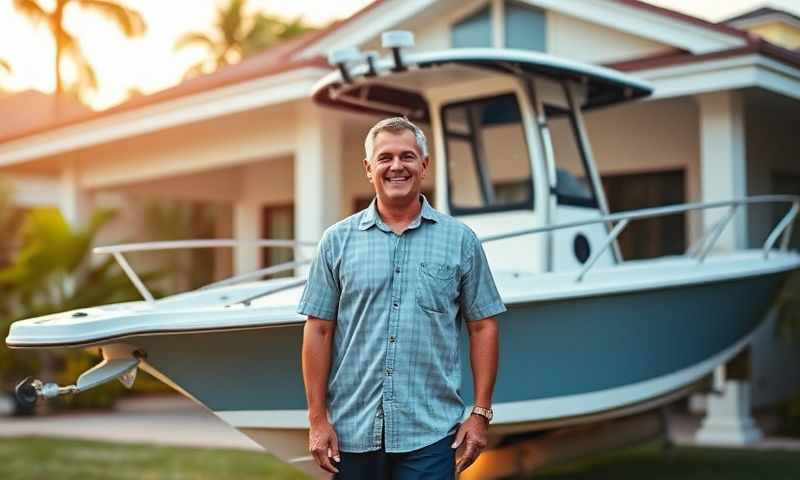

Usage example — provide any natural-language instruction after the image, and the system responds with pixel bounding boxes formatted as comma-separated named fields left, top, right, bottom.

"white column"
left=59, top=158, right=92, bottom=227
left=294, top=103, right=343, bottom=261
left=697, top=91, right=748, bottom=251
left=695, top=380, right=763, bottom=445
left=214, top=205, right=234, bottom=280
left=233, top=202, right=261, bottom=275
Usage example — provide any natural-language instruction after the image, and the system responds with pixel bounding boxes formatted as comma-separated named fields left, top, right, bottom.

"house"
left=1, top=0, right=799, bottom=413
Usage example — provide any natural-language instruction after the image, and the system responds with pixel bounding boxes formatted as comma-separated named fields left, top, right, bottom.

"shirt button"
left=385, top=368, right=392, bottom=376
left=392, top=302, right=399, bottom=309
left=389, top=336, right=396, bottom=343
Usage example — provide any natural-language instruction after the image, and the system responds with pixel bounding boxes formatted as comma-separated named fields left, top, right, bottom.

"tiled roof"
left=723, top=6, right=800, bottom=26
left=608, top=36, right=800, bottom=72
left=0, top=90, right=92, bottom=142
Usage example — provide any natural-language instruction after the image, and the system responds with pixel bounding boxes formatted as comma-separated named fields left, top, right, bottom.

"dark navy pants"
left=333, top=433, right=455, bottom=480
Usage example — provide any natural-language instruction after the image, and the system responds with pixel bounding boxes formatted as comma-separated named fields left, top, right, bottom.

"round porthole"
left=574, top=233, right=591, bottom=264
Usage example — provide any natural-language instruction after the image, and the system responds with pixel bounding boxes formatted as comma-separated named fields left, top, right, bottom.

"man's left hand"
left=452, top=414, right=488, bottom=473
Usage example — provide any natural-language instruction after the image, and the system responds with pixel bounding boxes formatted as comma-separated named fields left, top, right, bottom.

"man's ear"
left=421, top=155, right=430, bottom=179
left=363, top=158, right=372, bottom=180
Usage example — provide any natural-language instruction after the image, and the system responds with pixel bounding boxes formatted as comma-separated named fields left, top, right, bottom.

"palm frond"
left=181, top=60, right=209, bottom=80
left=174, top=31, right=215, bottom=52
left=219, top=0, right=246, bottom=46
left=74, top=0, right=146, bottom=36
left=241, top=14, right=277, bottom=57
left=13, top=0, right=49, bottom=24
left=0, top=59, right=11, bottom=74
left=276, top=15, right=315, bottom=41
left=60, top=33, right=96, bottom=92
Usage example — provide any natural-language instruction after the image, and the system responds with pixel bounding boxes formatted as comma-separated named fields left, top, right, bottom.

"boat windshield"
left=543, top=104, right=598, bottom=208
left=442, top=93, right=534, bottom=215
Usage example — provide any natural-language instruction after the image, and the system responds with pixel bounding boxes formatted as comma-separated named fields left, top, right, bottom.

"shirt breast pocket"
left=416, top=262, right=458, bottom=314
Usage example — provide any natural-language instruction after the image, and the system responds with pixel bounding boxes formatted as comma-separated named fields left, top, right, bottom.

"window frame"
left=543, top=103, right=600, bottom=209
left=441, top=92, right=535, bottom=216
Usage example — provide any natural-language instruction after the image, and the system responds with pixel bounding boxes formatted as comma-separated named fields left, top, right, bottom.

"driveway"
left=0, top=394, right=261, bottom=451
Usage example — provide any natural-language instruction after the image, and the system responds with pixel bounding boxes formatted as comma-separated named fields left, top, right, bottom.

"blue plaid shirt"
left=297, top=195, right=506, bottom=453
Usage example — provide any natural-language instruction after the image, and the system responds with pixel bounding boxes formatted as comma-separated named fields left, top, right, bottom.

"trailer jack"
left=15, top=350, right=143, bottom=409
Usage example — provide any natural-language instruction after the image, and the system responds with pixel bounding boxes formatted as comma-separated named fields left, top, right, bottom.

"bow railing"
left=96, top=196, right=799, bottom=304
left=478, top=195, right=799, bottom=282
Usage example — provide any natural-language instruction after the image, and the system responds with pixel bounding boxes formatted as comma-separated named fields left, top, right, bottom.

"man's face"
left=364, top=129, right=429, bottom=206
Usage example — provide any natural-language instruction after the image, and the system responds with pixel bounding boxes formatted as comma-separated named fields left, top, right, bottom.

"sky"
left=0, top=0, right=798, bottom=110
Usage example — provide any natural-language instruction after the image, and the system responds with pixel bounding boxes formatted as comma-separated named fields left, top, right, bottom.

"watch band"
left=471, top=406, right=493, bottom=422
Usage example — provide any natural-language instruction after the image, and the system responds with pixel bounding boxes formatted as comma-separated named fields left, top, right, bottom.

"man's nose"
left=389, top=156, right=404, bottom=170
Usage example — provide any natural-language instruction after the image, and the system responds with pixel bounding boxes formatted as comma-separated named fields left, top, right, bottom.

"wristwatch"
left=471, top=406, right=493, bottom=423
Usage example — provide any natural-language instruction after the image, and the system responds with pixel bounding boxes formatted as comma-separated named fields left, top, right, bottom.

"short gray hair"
left=364, top=117, right=428, bottom=160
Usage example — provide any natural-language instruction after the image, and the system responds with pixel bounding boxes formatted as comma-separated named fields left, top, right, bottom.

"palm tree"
left=175, top=0, right=314, bottom=78
left=13, top=0, right=146, bottom=101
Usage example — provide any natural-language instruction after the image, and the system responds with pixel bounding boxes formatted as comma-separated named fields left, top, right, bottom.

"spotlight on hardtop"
left=327, top=46, right=362, bottom=84
left=381, top=30, right=414, bottom=72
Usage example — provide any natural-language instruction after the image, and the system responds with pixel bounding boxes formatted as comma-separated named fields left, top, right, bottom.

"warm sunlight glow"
left=0, top=0, right=798, bottom=110
left=0, top=0, right=372, bottom=110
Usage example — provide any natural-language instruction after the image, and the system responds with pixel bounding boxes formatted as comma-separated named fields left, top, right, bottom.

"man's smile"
left=385, top=175, right=411, bottom=183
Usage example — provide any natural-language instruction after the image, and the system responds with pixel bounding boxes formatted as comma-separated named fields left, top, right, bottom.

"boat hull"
left=120, top=268, right=787, bottom=471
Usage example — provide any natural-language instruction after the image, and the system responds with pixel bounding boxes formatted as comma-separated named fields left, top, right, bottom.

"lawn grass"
left=525, top=440, right=800, bottom=480
left=0, top=436, right=309, bottom=480
left=1, top=437, right=799, bottom=479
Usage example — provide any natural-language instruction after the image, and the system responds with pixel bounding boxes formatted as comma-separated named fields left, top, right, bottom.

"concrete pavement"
left=0, top=394, right=261, bottom=450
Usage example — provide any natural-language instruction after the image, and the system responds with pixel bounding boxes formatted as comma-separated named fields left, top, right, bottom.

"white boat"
left=7, top=34, right=800, bottom=478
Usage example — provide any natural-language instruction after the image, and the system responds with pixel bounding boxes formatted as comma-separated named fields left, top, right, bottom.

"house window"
left=505, top=1, right=546, bottom=51
left=771, top=172, right=800, bottom=250
left=602, top=170, right=686, bottom=260
left=442, top=93, right=533, bottom=215
left=261, top=204, right=294, bottom=278
left=452, top=6, right=492, bottom=48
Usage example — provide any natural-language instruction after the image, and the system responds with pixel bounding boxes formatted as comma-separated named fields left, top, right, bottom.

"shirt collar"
left=358, top=194, right=439, bottom=231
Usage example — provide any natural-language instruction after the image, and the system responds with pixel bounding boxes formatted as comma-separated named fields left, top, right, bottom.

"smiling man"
left=299, top=117, right=505, bottom=479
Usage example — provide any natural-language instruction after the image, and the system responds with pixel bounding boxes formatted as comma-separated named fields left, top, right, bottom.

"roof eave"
left=0, top=66, right=330, bottom=169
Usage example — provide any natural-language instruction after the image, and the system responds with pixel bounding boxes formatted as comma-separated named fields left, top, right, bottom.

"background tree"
left=175, top=0, right=314, bottom=78
left=13, top=0, right=146, bottom=103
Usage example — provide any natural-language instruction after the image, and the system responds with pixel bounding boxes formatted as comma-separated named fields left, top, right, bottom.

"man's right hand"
left=309, top=418, right=340, bottom=474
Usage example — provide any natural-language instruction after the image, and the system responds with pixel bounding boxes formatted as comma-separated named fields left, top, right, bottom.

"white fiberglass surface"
left=494, top=249, right=800, bottom=304
left=6, top=250, right=800, bottom=347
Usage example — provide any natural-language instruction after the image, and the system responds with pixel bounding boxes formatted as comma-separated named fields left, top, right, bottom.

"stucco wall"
left=3, top=173, right=59, bottom=207
left=75, top=103, right=298, bottom=191
left=546, top=11, right=670, bottom=63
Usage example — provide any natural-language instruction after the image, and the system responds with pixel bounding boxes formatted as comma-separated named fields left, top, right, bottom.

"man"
left=299, top=117, right=505, bottom=479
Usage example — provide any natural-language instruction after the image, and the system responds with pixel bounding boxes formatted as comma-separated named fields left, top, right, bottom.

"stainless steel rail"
left=479, top=195, right=800, bottom=282
left=94, top=239, right=317, bottom=306
left=98, top=196, right=799, bottom=301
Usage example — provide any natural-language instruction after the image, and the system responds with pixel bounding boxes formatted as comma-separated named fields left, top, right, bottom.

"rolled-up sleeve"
left=459, top=232, right=506, bottom=322
left=297, top=231, right=340, bottom=321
